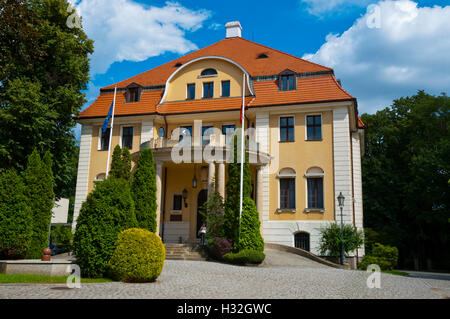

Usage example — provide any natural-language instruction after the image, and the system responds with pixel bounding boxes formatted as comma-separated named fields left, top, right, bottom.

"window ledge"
left=198, top=75, right=218, bottom=79
left=305, top=208, right=325, bottom=213
left=278, top=140, right=295, bottom=143
left=170, top=210, right=183, bottom=214
left=276, top=208, right=296, bottom=214
left=305, top=139, right=323, bottom=142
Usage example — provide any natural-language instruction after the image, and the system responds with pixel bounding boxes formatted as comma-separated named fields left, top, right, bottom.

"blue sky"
left=73, top=0, right=450, bottom=139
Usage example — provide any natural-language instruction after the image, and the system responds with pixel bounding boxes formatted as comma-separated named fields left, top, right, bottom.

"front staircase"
left=164, top=244, right=207, bottom=261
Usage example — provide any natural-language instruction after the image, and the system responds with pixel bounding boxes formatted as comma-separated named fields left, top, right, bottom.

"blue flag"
left=102, top=101, right=114, bottom=133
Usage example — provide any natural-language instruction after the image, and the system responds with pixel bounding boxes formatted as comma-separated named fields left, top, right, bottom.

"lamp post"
left=337, top=192, right=346, bottom=265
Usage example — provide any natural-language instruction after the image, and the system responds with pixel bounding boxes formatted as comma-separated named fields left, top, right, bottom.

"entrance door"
left=196, top=189, right=208, bottom=238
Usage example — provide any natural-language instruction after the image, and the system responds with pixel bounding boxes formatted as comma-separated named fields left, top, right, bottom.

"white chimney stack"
left=225, top=21, right=242, bottom=38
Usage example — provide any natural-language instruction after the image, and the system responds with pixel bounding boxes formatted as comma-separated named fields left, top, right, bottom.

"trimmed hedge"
left=0, top=169, right=32, bottom=259
left=108, top=228, right=165, bottom=282
left=223, top=249, right=265, bottom=265
left=73, top=178, right=137, bottom=278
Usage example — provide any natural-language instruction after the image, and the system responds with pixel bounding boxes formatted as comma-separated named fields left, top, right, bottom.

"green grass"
left=0, top=273, right=113, bottom=284
left=381, top=270, right=408, bottom=276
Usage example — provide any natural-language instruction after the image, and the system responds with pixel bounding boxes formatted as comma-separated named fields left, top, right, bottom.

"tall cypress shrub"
left=131, top=149, right=157, bottom=232
left=24, top=149, right=54, bottom=259
left=0, top=169, right=32, bottom=259
left=223, top=132, right=254, bottom=251
left=110, top=145, right=131, bottom=180
left=73, top=178, right=137, bottom=278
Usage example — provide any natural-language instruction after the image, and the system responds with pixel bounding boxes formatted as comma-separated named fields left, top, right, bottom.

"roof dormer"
left=125, top=82, right=142, bottom=103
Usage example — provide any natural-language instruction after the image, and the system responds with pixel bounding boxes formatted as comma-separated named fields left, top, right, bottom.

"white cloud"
left=300, top=0, right=373, bottom=15
left=303, top=0, right=450, bottom=113
left=75, top=0, right=210, bottom=75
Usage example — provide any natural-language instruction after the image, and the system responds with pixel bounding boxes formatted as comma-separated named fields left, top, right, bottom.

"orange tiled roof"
left=157, top=96, right=254, bottom=115
left=78, top=37, right=357, bottom=119
left=78, top=90, right=163, bottom=118
left=101, top=37, right=331, bottom=90
left=358, top=116, right=365, bottom=128
left=249, top=76, right=353, bottom=108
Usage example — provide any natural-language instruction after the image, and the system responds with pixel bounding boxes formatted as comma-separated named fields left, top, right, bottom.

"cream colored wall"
left=165, top=59, right=250, bottom=102
left=268, top=111, right=335, bottom=221
left=88, top=123, right=142, bottom=193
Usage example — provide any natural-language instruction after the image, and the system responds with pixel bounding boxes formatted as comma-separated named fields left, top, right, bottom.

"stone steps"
left=164, top=244, right=207, bottom=261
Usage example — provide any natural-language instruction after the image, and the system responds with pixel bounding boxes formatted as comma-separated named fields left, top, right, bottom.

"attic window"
left=200, top=68, right=218, bottom=77
left=125, top=83, right=142, bottom=103
left=257, top=53, right=268, bottom=59
left=278, top=69, right=297, bottom=91
left=175, top=62, right=183, bottom=68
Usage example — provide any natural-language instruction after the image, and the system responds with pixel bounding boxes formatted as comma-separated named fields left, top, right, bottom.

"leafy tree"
left=0, top=0, right=94, bottom=198
left=110, top=145, right=131, bottom=180
left=199, top=187, right=225, bottom=240
left=0, top=169, right=32, bottom=259
left=73, top=178, right=137, bottom=278
left=361, top=91, right=450, bottom=269
left=131, top=149, right=157, bottom=232
left=318, top=223, right=364, bottom=260
left=50, top=225, right=73, bottom=252
left=23, top=149, right=54, bottom=259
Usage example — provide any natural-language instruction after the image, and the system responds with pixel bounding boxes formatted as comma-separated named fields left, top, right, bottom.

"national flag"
left=102, top=101, right=114, bottom=133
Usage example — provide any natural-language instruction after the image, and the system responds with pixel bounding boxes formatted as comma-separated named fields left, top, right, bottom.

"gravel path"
left=1, top=250, right=449, bottom=299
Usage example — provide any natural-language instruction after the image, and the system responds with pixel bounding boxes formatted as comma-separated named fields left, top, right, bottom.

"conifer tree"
left=110, top=145, right=131, bottom=180
left=131, top=149, right=157, bottom=232
left=23, top=149, right=54, bottom=258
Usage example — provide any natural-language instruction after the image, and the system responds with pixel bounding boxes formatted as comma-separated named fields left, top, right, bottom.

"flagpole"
left=239, top=73, right=246, bottom=239
left=105, top=86, right=117, bottom=178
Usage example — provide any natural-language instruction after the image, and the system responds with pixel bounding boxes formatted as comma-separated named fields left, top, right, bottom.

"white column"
left=155, top=162, right=163, bottom=237
left=72, top=125, right=92, bottom=232
left=218, top=162, right=225, bottom=199
left=141, top=121, right=154, bottom=145
left=208, top=162, right=216, bottom=196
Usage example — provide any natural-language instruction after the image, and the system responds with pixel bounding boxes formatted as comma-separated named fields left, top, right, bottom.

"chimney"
left=225, top=21, right=242, bottom=38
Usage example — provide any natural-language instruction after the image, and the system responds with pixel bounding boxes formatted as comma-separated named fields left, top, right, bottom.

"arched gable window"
left=200, top=68, right=218, bottom=77
left=305, top=167, right=324, bottom=210
left=278, top=168, right=296, bottom=210
left=294, top=232, right=310, bottom=251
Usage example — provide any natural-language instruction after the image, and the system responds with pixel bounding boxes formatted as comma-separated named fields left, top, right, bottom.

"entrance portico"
left=132, top=137, right=271, bottom=243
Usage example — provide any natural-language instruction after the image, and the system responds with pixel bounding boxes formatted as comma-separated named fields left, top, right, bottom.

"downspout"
left=161, top=167, right=168, bottom=243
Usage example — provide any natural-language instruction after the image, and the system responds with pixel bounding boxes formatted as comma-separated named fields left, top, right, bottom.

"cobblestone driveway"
left=1, top=250, right=449, bottom=299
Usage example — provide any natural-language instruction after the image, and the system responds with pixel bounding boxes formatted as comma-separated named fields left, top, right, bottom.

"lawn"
left=0, top=273, right=113, bottom=284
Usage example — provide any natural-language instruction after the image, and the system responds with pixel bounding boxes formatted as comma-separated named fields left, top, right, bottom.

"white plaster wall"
left=72, top=125, right=92, bottom=231
left=352, top=131, right=365, bottom=256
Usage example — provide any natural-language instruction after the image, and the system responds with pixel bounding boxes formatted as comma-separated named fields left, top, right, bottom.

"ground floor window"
left=294, top=232, right=310, bottom=251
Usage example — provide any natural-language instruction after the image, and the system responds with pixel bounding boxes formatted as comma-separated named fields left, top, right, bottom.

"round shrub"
left=73, top=178, right=137, bottom=278
left=108, top=228, right=165, bottom=283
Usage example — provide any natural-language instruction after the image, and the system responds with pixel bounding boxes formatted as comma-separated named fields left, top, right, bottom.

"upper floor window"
left=158, top=127, right=165, bottom=138
left=307, top=115, right=322, bottom=140
left=306, top=167, right=324, bottom=210
left=221, top=80, right=230, bottom=97
left=187, top=83, right=195, bottom=100
left=200, top=68, right=218, bottom=77
left=222, top=124, right=236, bottom=136
left=178, top=126, right=192, bottom=143
left=203, top=82, right=214, bottom=98
left=279, top=168, right=296, bottom=210
left=280, top=116, right=294, bottom=142
left=100, top=128, right=110, bottom=151
left=121, top=127, right=134, bottom=150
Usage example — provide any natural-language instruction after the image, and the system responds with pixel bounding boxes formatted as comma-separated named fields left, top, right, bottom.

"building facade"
left=74, top=22, right=365, bottom=259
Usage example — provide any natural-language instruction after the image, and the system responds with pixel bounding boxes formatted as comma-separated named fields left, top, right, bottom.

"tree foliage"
left=131, top=149, right=157, bottom=232
left=199, top=188, right=225, bottom=240
left=73, top=178, right=137, bottom=278
left=318, top=223, right=364, bottom=258
left=23, top=149, right=54, bottom=259
left=0, top=0, right=94, bottom=198
left=361, top=91, right=450, bottom=269
left=0, top=169, right=32, bottom=259
left=110, top=145, right=131, bottom=181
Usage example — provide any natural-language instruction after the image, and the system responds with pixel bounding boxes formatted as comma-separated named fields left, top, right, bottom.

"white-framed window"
left=305, top=167, right=324, bottom=210
left=278, top=168, right=296, bottom=210
left=306, top=114, right=322, bottom=141
left=279, top=116, right=295, bottom=142
left=98, top=127, right=110, bottom=151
